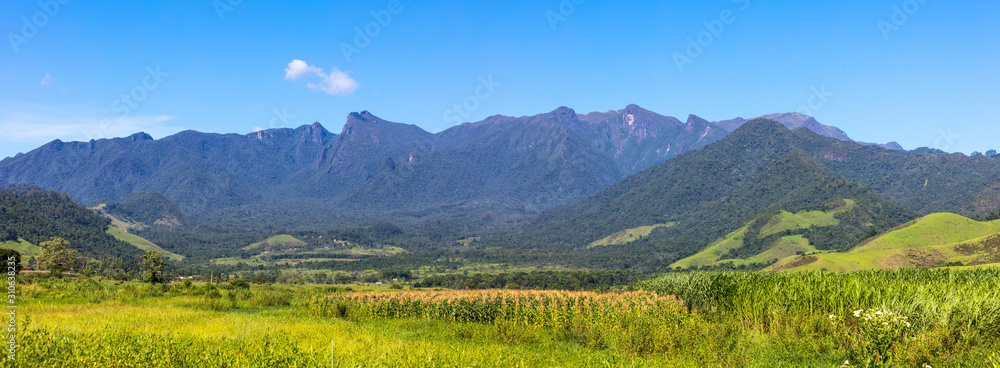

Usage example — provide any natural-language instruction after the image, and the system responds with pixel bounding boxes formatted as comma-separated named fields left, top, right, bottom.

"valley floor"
left=8, top=272, right=1000, bottom=367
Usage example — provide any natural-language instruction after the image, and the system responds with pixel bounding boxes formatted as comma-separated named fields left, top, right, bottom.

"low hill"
left=1, top=238, right=42, bottom=266
left=588, top=223, right=675, bottom=248
left=106, top=227, right=184, bottom=262
left=94, top=191, right=185, bottom=230
left=671, top=199, right=857, bottom=269
left=242, top=234, right=308, bottom=252
left=0, top=187, right=142, bottom=260
left=770, top=213, right=1000, bottom=272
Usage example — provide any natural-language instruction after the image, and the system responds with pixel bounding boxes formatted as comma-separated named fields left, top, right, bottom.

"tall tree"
left=141, top=251, right=165, bottom=284
left=37, top=237, right=79, bottom=274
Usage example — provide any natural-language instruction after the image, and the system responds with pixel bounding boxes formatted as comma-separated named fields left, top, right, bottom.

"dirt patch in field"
left=904, top=249, right=948, bottom=269
left=966, top=234, right=1000, bottom=265
left=771, top=255, right=817, bottom=271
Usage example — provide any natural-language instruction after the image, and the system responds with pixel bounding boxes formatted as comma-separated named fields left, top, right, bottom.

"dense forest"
left=0, top=186, right=142, bottom=260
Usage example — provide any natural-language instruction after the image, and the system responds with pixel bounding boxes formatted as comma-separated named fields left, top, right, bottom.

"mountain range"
left=0, top=105, right=891, bottom=229
left=513, top=120, right=917, bottom=256
left=2, top=106, right=1000, bottom=271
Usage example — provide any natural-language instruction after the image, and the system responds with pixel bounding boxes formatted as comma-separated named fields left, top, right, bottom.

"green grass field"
left=771, top=213, right=1000, bottom=272
left=106, top=227, right=185, bottom=261
left=0, top=238, right=41, bottom=266
left=670, top=200, right=856, bottom=269
left=242, top=234, right=308, bottom=251
left=12, top=270, right=1000, bottom=367
left=588, top=223, right=675, bottom=247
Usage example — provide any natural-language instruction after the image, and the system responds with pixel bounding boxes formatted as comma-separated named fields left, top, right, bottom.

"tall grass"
left=635, top=269, right=1000, bottom=336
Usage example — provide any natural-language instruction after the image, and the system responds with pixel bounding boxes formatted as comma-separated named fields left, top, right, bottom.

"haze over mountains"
left=0, top=105, right=864, bottom=227
left=0, top=105, right=992, bottom=235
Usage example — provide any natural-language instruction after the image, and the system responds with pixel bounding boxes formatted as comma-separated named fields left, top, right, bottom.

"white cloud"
left=283, top=59, right=358, bottom=96
left=40, top=73, right=54, bottom=86
left=0, top=103, right=184, bottom=158
left=283, top=59, right=321, bottom=81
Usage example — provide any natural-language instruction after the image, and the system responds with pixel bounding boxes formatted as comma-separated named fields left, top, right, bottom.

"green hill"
left=512, top=121, right=916, bottom=271
left=588, top=223, right=675, bottom=247
left=0, top=238, right=42, bottom=266
left=671, top=200, right=856, bottom=269
left=243, top=235, right=308, bottom=251
left=852, top=213, right=1000, bottom=252
left=770, top=214, right=1000, bottom=272
left=92, top=191, right=185, bottom=230
left=0, top=187, right=142, bottom=260
left=106, top=227, right=184, bottom=262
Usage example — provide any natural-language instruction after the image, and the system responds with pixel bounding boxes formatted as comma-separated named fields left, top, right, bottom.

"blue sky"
left=1, top=0, right=997, bottom=159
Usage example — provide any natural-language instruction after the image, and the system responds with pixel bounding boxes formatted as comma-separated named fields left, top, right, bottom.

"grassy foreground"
left=7, top=270, right=1000, bottom=367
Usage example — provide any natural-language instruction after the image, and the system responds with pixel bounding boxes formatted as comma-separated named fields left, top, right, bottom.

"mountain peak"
left=340, top=111, right=432, bottom=142
left=731, top=118, right=791, bottom=135
left=549, top=106, right=578, bottom=118
left=685, top=114, right=710, bottom=126
left=127, top=132, right=154, bottom=142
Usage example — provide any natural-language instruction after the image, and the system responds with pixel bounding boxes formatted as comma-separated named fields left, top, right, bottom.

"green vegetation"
left=37, top=237, right=78, bottom=274
left=106, top=227, right=184, bottom=261
left=855, top=213, right=1000, bottom=252
left=0, top=188, right=141, bottom=260
left=0, top=238, right=40, bottom=266
left=772, top=213, right=1000, bottom=272
left=588, top=223, right=674, bottom=247
left=96, top=191, right=185, bottom=229
left=671, top=199, right=856, bottom=269
left=636, top=269, right=1000, bottom=367
left=10, top=268, right=1000, bottom=367
left=412, top=270, right=643, bottom=290
left=242, top=234, right=308, bottom=251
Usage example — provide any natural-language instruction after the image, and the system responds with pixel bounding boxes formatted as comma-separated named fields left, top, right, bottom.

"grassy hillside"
left=588, top=223, right=674, bottom=247
left=0, top=238, right=42, bottom=266
left=513, top=121, right=916, bottom=273
left=771, top=214, right=1000, bottom=272
left=92, top=204, right=145, bottom=232
left=671, top=200, right=856, bottom=269
left=0, top=189, right=142, bottom=260
left=243, top=235, right=308, bottom=251
left=106, top=227, right=184, bottom=262
left=852, top=213, right=1000, bottom=251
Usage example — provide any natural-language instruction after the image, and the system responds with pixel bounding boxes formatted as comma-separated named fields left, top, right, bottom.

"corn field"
left=309, top=290, right=680, bottom=328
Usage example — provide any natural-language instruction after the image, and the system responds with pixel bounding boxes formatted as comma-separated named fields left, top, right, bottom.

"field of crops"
left=8, top=269, right=1000, bottom=367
